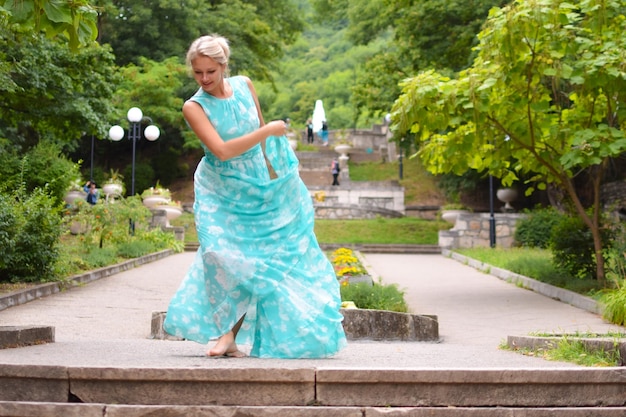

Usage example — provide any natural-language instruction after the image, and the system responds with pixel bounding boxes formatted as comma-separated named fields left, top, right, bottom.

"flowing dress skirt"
left=164, top=135, right=347, bottom=358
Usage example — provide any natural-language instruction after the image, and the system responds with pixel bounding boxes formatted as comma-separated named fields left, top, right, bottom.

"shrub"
left=0, top=188, right=62, bottom=283
left=550, top=215, right=596, bottom=280
left=340, top=281, right=408, bottom=313
left=0, top=143, right=81, bottom=206
left=514, top=207, right=562, bottom=248
left=71, top=196, right=152, bottom=249
left=116, top=240, right=157, bottom=258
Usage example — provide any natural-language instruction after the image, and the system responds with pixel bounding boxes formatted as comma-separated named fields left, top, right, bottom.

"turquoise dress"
left=163, top=76, right=347, bottom=358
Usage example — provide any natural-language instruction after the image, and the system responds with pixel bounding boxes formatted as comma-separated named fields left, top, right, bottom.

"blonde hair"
left=186, top=34, right=230, bottom=73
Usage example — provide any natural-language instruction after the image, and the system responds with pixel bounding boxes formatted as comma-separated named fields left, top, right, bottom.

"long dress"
left=163, top=76, right=347, bottom=358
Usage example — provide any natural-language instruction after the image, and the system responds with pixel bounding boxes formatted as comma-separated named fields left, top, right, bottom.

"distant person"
left=306, top=118, right=314, bottom=144
left=321, top=120, right=329, bottom=146
left=84, top=180, right=98, bottom=205
left=331, top=158, right=340, bottom=186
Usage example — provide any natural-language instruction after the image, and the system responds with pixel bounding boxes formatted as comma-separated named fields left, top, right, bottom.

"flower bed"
left=330, top=247, right=368, bottom=281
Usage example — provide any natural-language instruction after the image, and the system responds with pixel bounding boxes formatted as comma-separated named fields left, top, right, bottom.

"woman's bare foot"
left=207, top=332, right=246, bottom=358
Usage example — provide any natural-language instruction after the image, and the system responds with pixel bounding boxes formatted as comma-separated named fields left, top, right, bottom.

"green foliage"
left=70, top=196, right=152, bottom=249
left=456, top=247, right=601, bottom=295
left=600, top=287, right=626, bottom=327
left=79, top=247, right=119, bottom=269
left=0, top=142, right=82, bottom=206
left=135, top=227, right=184, bottom=254
left=546, top=337, right=622, bottom=367
left=99, top=0, right=303, bottom=81
left=507, top=334, right=623, bottom=367
left=116, top=240, right=159, bottom=259
left=0, top=29, right=119, bottom=148
left=393, top=0, right=626, bottom=284
left=0, top=188, right=63, bottom=283
left=1, top=0, right=98, bottom=50
left=340, top=281, right=408, bottom=313
left=550, top=216, right=596, bottom=281
left=603, top=214, right=626, bottom=288
left=514, top=207, right=563, bottom=249
left=257, top=25, right=381, bottom=128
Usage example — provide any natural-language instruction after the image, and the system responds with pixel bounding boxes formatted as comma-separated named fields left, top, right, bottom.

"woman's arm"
left=183, top=78, right=285, bottom=161
left=245, top=77, right=265, bottom=127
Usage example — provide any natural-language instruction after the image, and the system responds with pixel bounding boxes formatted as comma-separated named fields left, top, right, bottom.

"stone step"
left=2, top=402, right=626, bottom=417
left=1, top=366, right=625, bottom=409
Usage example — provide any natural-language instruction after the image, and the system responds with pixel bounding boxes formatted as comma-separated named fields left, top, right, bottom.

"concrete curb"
left=507, top=335, right=626, bottom=366
left=150, top=309, right=440, bottom=342
left=442, top=249, right=602, bottom=315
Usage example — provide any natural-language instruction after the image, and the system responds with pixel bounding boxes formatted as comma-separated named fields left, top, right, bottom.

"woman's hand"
left=264, top=120, right=288, bottom=137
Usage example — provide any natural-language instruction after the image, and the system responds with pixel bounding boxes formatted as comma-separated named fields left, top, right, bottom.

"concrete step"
left=1, top=366, right=625, bottom=410
left=2, top=402, right=626, bottom=417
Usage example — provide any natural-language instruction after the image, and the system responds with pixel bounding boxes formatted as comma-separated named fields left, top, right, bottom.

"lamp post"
left=108, top=107, right=159, bottom=235
left=108, top=107, right=160, bottom=196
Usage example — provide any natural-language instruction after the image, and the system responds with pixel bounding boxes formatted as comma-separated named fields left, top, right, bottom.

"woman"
left=163, top=35, right=347, bottom=359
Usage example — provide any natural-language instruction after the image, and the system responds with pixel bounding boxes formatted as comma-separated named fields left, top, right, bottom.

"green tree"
left=0, top=26, right=119, bottom=151
left=97, top=0, right=303, bottom=83
left=320, top=0, right=506, bottom=120
left=392, top=0, right=626, bottom=285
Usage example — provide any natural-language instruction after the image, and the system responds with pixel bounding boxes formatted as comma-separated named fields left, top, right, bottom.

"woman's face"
left=191, top=56, right=225, bottom=94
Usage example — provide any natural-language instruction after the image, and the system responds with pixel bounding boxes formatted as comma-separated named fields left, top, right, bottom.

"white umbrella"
left=311, top=100, right=326, bottom=133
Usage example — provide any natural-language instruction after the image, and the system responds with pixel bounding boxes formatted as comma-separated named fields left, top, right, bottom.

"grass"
left=349, top=158, right=445, bottom=206
left=316, top=217, right=448, bottom=245
left=172, top=212, right=449, bottom=246
left=340, top=280, right=409, bottom=312
left=455, top=247, right=603, bottom=296
left=501, top=331, right=625, bottom=367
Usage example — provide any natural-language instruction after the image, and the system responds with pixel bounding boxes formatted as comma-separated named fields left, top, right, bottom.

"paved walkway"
left=0, top=251, right=622, bottom=369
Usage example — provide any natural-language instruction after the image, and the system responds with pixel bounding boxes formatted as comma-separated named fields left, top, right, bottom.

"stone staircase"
left=1, top=366, right=626, bottom=416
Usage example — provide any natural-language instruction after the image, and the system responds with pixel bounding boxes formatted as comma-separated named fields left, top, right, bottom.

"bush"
left=340, top=281, right=408, bottom=313
left=0, top=142, right=82, bottom=206
left=0, top=188, right=62, bottom=283
left=550, top=215, right=596, bottom=280
left=514, top=207, right=562, bottom=248
left=600, top=287, right=626, bottom=326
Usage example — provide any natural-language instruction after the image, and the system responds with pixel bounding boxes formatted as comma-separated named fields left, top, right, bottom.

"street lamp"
left=108, top=107, right=160, bottom=196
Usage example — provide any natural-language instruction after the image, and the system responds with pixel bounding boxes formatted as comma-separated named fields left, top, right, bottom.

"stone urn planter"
left=497, top=188, right=518, bottom=212
left=334, top=144, right=352, bottom=160
left=159, top=205, right=183, bottom=227
left=102, top=182, right=123, bottom=197
left=441, top=209, right=468, bottom=225
left=64, top=190, right=86, bottom=206
left=142, top=195, right=169, bottom=209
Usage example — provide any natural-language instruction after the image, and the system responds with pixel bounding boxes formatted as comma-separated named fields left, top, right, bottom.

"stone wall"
left=310, top=182, right=405, bottom=219
left=438, top=212, right=526, bottom=249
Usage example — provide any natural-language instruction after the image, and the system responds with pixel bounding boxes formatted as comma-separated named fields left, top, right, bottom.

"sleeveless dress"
left=163, top=76, right=347, bottom=358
